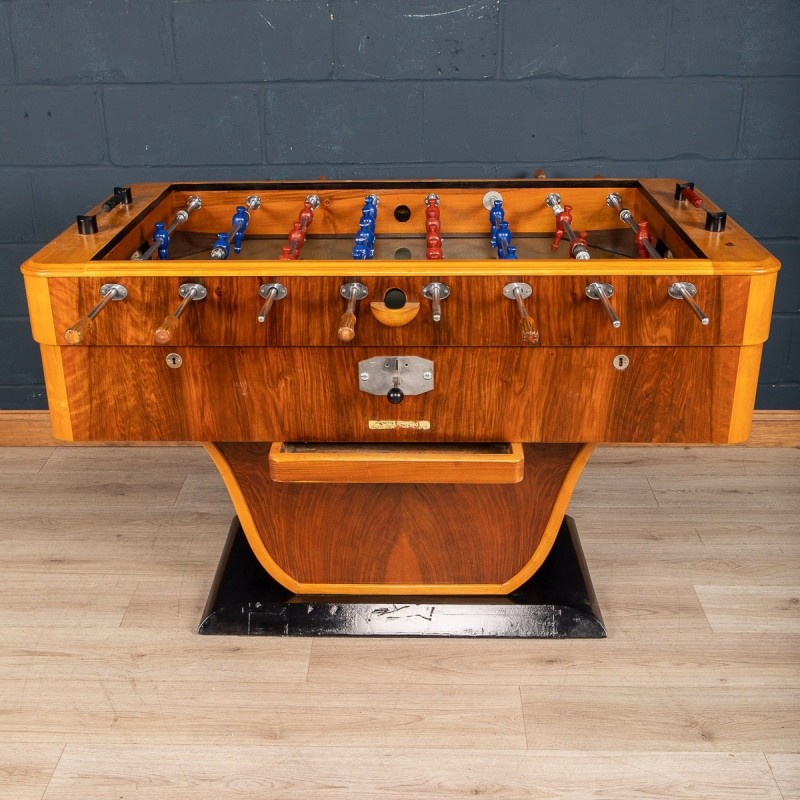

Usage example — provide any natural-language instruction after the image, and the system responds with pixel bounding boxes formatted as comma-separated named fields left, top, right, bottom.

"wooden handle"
left=64, top=316, right=93, bottom=344
left=520, top=316, right=540, bottom=345
left=337, top=312, right=356, bottom=342
left=155, top=315, right=179, bottom=344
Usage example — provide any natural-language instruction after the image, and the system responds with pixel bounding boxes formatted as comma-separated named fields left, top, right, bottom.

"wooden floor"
left=0, top=445, right=798, bottom=799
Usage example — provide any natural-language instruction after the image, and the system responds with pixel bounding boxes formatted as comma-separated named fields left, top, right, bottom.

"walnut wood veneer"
left=206, top=442, right=592, bottom=594
left=21, top=178, right=780, bottom=594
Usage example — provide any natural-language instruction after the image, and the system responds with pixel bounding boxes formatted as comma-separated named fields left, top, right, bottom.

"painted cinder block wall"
left=1, top=0, right=798, bottom=409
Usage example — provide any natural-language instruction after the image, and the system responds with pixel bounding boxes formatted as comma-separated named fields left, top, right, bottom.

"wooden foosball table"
left=22, top=178, right=779, bottom=636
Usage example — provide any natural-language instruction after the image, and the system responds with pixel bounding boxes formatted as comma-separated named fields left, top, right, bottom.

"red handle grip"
left=682, top=187, right=703, bottom=208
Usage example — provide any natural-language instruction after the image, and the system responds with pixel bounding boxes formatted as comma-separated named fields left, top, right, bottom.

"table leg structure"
left=199, top=442, right=605, bottom=638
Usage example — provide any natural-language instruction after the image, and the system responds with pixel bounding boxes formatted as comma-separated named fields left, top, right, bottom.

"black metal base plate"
left=199, top=515, right=605, bottom=638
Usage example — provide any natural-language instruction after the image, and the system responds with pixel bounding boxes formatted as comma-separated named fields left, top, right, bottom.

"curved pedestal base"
left=204, top=442, right=594, bottom=595
left=199, top=515, right=606, bottom=638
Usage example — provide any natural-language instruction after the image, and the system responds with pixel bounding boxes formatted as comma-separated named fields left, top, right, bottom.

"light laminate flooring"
left=0, top=445, right=798, bottom=799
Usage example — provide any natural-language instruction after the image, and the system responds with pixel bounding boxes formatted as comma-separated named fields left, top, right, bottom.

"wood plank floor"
left=0, top=445, right=797, bottom=799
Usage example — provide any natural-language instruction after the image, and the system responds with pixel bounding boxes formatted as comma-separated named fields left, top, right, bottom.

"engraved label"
left=368, top=420, right=431, bottom=430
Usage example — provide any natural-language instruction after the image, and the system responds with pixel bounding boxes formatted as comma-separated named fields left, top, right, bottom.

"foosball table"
left=22, top=178, right=779, bottom=636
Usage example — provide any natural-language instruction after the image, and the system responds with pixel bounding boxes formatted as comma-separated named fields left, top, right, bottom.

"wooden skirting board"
left=0, top=409, right=798, bottom=447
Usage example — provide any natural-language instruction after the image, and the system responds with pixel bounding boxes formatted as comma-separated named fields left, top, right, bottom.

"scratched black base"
left=198, top=516, right=606, bottom=638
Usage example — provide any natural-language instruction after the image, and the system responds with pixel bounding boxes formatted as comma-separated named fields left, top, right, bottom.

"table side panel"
left=54, top=344, right=743, bottom=443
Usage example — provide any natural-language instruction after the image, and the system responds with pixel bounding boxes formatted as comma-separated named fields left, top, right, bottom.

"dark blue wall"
left=1, top=0, right=798, bottom=409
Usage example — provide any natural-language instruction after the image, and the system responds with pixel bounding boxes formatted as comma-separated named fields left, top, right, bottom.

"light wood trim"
left=1, top=410, right=799, bottom=446
left=369, top=301, right=421, bottom=327
left=728, top=345, right=765, bottom=443
left=38, top=346, right=73, bottom=441
left=743, top=270, right=779, bottom=344
left=202, top=442, right=303, bottom=594
left=268, top=442, right=524, bottom=484
left=21, top=257, right=778, bottom=280
left=22, top=274, right=57, bottom=344
left=499, top=443, right=595, bottom=594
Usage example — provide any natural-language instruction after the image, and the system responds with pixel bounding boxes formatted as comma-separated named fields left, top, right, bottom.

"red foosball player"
left=570, top=232, right=590, bottom=260
left=552, top=205, right=573, bottom=251
left=425, top=194, right=443, bottom=259
left=426, top=230, right=443, bottom=259
left=636, top=221, right=652, bottom=259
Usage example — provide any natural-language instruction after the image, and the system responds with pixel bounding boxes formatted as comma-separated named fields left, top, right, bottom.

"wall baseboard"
left=1, top=410, right=798, bottom=447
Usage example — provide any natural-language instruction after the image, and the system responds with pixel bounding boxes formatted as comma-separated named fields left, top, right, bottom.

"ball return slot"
left=268, top=442, right=524, bottom=484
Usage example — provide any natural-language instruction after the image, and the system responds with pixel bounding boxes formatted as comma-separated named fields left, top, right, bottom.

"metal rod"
left=430, top=283, right=442, bottom=322
left=587, top=282, right=621, bottom=328
left=258, top=287, right=277, bottom=323
left=135, top=239, right=164, bottom=262
left=641, top=238, right=660, bottom=259
left=674, top=283, right=710, bottom=325
left=513, top=286, right=528, bottom=321
left=133, top=196, right=201, bottom=261
left=597, top=288, right=620, bottom=328
left=607, top=192, right=662, bottom=259
left=86, top=289, right=117, bottom=320
left=345, top=285, right=358, bottom=315
left=171, top=288, right=197, bottom=320
left=619, top=209, right=639, bottom=235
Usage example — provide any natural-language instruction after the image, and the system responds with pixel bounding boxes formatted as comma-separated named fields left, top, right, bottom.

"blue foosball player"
left=153, top=222, right=170, bottom=260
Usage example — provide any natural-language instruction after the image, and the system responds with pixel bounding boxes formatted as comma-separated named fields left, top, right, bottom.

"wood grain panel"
left=1, top=445, right=798, bottom=798
left=3, top=409, right=798, bottom=446
left=42, top=273, right=756, bottom=348
left=694, top=585, right=800, bottom=633
left=519, top=685, right=800, bottom=751
left=41, top=746, right=785, bottom=800
left=211, top=441, right=584, bottom=591
left=57, top=344, right=744, bottom=443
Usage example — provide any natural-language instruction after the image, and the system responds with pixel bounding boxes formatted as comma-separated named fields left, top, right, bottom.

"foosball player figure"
left=551, top=204, right=573, bottom=251
left=153, top=222, right=170, bottom=260
left=211, top=232, right=230, bottom=260
left=231, top=206, right=250, bottom=254
left=495, top=220, right=517, bottom=259
left=489, top=199, right=504, bottom=246
left=636, top=221, right=653, bottom=258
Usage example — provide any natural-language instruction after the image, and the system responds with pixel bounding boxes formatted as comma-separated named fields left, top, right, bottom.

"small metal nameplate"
left=369, top=420, right=431, bottom=430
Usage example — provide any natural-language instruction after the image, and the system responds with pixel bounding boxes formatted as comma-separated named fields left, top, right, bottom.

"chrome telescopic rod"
left=132, top=196, right=201, bottom=261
